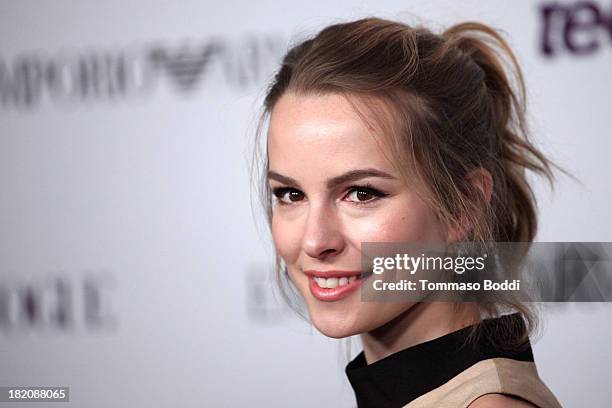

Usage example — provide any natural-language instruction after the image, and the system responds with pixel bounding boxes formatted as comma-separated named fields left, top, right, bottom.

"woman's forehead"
left=268, top=92, right=392, bottom=160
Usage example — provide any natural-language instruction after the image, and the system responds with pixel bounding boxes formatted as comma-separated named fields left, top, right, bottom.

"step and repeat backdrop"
left=1, top=1, right=611, bottom=407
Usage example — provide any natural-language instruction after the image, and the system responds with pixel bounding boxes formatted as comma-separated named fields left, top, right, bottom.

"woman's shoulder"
left=469, top=393, right=538, bottom=408
left=405, top=357, right=561, bottom=408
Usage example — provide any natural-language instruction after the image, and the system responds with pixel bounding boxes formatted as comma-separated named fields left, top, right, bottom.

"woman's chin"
left=313, top=324, right=356, bottom=339
left=309, top=313, right=361, bottom=338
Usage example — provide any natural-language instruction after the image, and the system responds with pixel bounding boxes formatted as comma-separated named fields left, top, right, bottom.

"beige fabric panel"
left=403, top=358, right=562, bottom=408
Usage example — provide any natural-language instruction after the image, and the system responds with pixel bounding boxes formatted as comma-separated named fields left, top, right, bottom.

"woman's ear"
left=466, top=167, right=493, bottom=206
left=446, top=168, right=493, bottom=242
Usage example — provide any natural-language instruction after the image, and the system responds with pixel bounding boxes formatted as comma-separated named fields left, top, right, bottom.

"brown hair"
left=250, top=16, right=565, bottom=346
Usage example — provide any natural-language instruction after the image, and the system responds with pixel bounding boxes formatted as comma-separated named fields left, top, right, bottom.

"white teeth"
left=314, top=277, right=326, bottom=288
left=314, top=276, right=358, bottom=288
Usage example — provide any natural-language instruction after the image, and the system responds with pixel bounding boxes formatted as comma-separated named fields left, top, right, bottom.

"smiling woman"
left=250, top=16, right=563, bottom=408
left=266, top=91, right=450, bottom=339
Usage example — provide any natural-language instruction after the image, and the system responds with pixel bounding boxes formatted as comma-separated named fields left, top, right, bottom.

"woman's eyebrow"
left=327, top=169, right=397, bottom=189
left=267, top=168, right=397, bottom=189
left=267, top=171, right=301, bottom=188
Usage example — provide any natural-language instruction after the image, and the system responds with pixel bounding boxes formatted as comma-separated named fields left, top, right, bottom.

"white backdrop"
left=1, top=1, right=611, bottom=407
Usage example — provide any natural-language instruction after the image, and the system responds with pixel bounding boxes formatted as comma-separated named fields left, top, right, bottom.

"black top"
left=345, top=313, right=534, bottom=408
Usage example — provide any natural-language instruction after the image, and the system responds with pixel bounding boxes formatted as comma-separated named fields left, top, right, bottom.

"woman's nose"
left=301, top=202, right=345, bottom=260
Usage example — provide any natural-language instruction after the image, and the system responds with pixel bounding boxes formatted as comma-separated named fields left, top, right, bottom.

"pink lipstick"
left=303, top=270, right=364, bottom=301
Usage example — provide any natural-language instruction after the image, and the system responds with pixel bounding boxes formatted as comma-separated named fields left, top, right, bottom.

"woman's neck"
left=360, top=302, right=481, bottom=365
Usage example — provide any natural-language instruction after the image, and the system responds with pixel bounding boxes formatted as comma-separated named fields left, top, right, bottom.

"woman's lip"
left=307, top=275, right=363, bottom=301
left=303, top=270, right=362, bottom=278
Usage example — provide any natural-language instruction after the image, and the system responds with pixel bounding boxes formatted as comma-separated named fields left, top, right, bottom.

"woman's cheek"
left=347, top=213, right=409, bottom=241
left=271, top=215, right=301, bottom=263
left=348, top=210, right=437, bottom=242
left=351, top=218, right=394, bottom=241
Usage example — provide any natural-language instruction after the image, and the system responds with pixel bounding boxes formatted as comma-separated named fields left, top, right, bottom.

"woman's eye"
left=344, top=186, right=387, bottom=205
left=271, top=185, right=387, bottom=206
left=272, top=187, right=304, bottom=205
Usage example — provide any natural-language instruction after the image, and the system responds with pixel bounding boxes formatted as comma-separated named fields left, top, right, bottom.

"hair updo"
left=251, top=16, right=563, bottom=345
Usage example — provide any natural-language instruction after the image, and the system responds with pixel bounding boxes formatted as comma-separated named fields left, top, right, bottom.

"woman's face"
left=267, top=92, right=447, bottom=338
